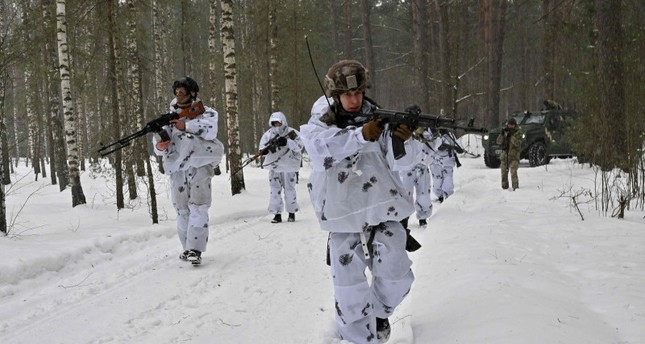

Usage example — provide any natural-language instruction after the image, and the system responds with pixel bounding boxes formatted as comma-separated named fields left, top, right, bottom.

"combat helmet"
left=324, top=60, right=369, bottom=98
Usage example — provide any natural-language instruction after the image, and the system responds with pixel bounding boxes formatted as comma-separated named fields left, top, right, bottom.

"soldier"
left=497, top=117, right=523, bottom=190
left=399, top=127, right=434, bottom=227
left=300, top=60, right=416, bottom=344
left=429, top=128, right=462, bottom=202
left=258, top=111, right=304, bottom=223
left=153, top=77, right=224, bottom=265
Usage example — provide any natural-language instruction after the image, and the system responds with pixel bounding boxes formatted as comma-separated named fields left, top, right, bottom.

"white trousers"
left=329, top=221, right=414, bottom=344
left=399, top=164, right=433, bottom=220
left=170, top=165, right=214, bottom=252
left=267, top=170, right=299, bottom=214
left=430, top=158, right=454, bottom=200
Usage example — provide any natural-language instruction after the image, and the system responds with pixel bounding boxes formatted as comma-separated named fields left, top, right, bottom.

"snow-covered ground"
left=1, top=135, right=644, bottom=344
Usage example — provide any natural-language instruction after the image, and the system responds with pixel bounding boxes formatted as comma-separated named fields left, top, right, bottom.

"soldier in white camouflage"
left=300, top=60, right=416, bottom=344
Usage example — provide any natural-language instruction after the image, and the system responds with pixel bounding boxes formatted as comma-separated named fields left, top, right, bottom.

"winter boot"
left=288, top=213, right=295, bottom=222
left=214, top=165, right=221, bottom=175
left=419, top=219, right=427, bottom=227
left=271, top=214, right=282, bottom=223
left=187, top=250, right=202, bottom=265
left=179, top=250, right=190, bottom=261
left=400, top=217, right=409, bottom=229
left=376, top=317, right=391, bottom=343
left=405, top=228, right=422, bottom=252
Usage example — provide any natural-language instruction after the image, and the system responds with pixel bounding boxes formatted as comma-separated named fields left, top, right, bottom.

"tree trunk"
left=412, top=0, right=430, bottom=110
left=126, top=0, right=145, bottom=178
left=221, top=0, right=245, bottom=194
left=360, top=0, right=376, bottom=97
left=106, top=0, right=124, bottom=209
left=208, top=0, right=219, bottom=108
left=435, top=0, right=452, bottom=114
left=342, top=0, right=352, bottom=58
left=480, top=0, right=508, bottom=128
left=268, top=1, right=280, bottom=111
left=329, top=1, right=341, bottom=56
left=595, top=0, right=625, bottom=169
left=56, top=0, right=86, bottom=207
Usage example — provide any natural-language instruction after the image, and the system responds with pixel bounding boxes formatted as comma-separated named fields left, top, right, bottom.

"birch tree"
left=268, top=0, right=279, bottom=111
left=221, top=0, right=244, bottom=194
left=56, top=0, right=86, bottom=207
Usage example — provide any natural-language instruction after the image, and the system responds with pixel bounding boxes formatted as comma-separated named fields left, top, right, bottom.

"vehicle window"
left=525, top=113, right=546, bottom=125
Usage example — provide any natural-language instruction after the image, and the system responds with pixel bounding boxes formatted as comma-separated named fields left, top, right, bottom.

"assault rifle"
left=231, top=131, right=294, bottom=177
left=365, top=105, right=487, bottom=160
left=98, top=101, right=206, bottom=157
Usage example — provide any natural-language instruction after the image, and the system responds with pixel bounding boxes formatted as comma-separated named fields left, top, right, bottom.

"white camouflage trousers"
left=399, top=164, right=433, bottom=220
left=430, top=159, right=454, bottom=200
left=329, top=221, right=414, bottom=344
left=170, top=165, right=214, bottom=253
left=267, top=170, right=299, bottom=214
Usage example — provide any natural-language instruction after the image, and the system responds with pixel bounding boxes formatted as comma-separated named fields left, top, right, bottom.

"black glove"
left=277, top=137, right=288, bottom=146
left=287, top=131, right=297, bottom=140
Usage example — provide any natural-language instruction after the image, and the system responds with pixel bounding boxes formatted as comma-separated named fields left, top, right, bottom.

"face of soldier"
left=174, top=86, right=191, bottom=106
left=339, top=91, right=363, bottom=113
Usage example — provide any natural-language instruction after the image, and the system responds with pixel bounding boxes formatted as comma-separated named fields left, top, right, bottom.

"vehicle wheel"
left=484, top=151, right=501, bottom=168
left=528, top=142, right=548, bottom=167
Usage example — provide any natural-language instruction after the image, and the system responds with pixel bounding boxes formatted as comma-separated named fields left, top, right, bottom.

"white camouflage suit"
left=300, top=96, right=417, bottom=344
left=153, top=98, right=224, bottom=253
left=258, top=112, right=304, bottom=216
left=398, top=128, right=434, bottom=221
left=429, top=130, right=459, bottom=201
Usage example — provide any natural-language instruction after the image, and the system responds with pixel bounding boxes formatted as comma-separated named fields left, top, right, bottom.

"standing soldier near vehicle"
left=497, top=117, right=523, bottom=190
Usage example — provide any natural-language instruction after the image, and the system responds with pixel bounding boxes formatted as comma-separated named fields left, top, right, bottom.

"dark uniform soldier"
left=496, top=117, right=523, bottom=190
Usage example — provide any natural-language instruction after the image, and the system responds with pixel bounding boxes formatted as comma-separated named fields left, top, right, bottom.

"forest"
left=0, top=1, right=643, bottom=227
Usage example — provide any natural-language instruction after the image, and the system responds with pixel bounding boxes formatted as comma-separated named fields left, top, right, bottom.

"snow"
left=1, top=134, right=644, bottom=344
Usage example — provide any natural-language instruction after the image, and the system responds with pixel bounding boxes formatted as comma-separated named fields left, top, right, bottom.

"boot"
left=419, top=219, right=427, bottom=227
left=271, top=214, right=282, bottom=223
left=376, top=317, right=391, bottom=343
left=405, top=228, right=422, bottom=252
left=288, top=213, right=295, bottom=222
left=186, top=250, right=202, bottom=265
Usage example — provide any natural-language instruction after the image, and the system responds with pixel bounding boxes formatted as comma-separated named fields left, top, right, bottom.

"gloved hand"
left=362, top=120, right=383, bottom=141
left=393, top=124, right=413, bottom=141
left=277, top=137, right=288, bottom=146
left=288, top=131, right=297, bottom=140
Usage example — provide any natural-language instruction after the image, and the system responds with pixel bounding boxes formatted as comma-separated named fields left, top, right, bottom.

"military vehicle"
left=482, top=101, right=579, bottom=168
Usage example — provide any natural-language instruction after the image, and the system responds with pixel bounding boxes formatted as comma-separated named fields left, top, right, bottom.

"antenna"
left=305, top=35, right=333, bottom=110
